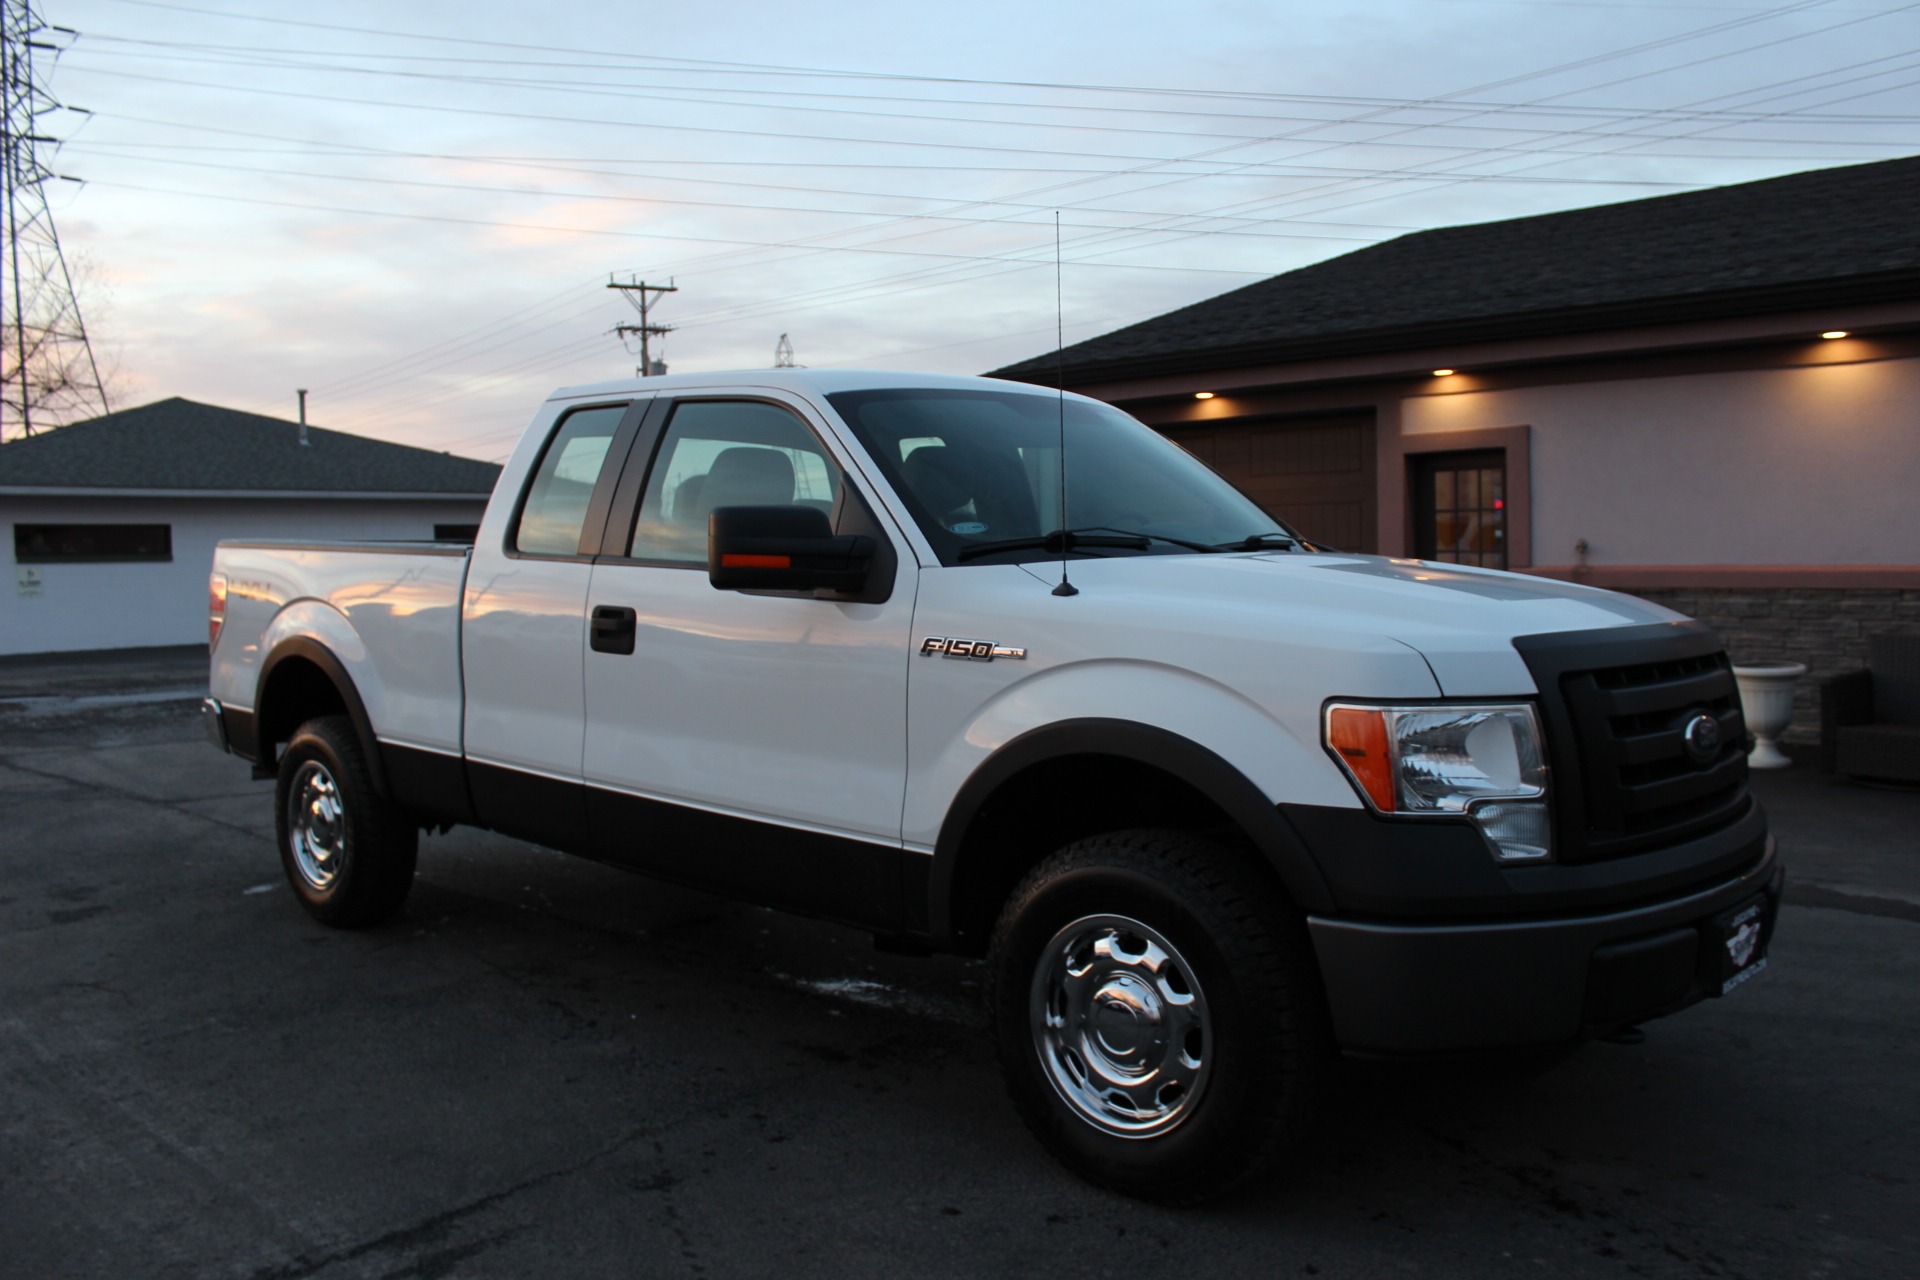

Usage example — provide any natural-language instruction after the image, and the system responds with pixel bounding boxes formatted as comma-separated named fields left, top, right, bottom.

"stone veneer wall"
left=1621, top=587, right=1920, bottom=745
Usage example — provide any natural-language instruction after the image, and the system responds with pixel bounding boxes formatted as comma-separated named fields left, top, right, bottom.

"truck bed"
left=210, top=540, right=471, bottom=759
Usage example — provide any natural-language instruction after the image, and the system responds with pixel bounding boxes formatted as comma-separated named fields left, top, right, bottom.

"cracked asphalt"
left=1, top=648, right=1915, bottom=1278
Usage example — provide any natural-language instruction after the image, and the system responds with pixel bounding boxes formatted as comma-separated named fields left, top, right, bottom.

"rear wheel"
left=987, top=830, right=1333, bottom=1204
left=274, top=715, right=417, bottom=927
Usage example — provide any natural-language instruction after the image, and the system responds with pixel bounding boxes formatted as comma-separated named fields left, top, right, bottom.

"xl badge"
left=921, top=636, right=1027, bottom=662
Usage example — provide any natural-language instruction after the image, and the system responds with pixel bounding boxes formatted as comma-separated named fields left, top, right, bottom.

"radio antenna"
left=1050, top=211, right=1077, bottom=598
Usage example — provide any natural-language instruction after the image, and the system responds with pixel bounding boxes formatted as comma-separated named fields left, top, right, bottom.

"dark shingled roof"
left=992, top=154, right=1920, bottom=384
left=0, top=398, right=501, bottom=494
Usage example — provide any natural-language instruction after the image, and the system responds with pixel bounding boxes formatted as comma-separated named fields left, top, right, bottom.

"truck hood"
left=1020, top=551, right=1686, bottom=696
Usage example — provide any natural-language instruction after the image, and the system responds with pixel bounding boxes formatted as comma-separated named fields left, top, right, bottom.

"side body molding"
left=927, top=718, right=1339, bottom=948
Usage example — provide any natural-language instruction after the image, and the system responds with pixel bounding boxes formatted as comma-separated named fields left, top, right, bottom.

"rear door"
left=461, top=396, right=651, bottom=848
left=579, top=390, right=917, bottom=927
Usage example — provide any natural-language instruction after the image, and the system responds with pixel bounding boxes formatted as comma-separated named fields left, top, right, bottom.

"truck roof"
left=547, top=368, right=1078, bottom=401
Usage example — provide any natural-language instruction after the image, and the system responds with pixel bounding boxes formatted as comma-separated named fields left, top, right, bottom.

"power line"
left=76, top=176, right=1280, bottom=275
left=66, top=0, right=1920, bottom=447
left=66, top=35, right=1920, bottom=142
left=917, top=1, right=1920, bottom=280
left=84, top=0, right=1908, bottom=113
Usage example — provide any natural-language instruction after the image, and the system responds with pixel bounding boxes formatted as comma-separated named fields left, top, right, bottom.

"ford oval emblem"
left=1682, top=712, right=1722, bottom=764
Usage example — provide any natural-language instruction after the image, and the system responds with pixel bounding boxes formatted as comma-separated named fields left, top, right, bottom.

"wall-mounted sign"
left=16, top=567, right=43, bottom=597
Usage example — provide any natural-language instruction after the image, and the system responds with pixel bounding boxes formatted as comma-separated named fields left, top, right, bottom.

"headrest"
left=703, top=446, right=795, bottom=508
left=900, top=445, right=970, bottom=517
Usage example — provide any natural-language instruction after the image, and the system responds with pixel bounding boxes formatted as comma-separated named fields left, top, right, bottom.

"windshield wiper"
left=956, top=527, right=1232, bottom=562
left=1217, top=531, right=1298, bottom=551
left=956, top=529, right=1148, bottom=562
left=1073, top=526, right=1224, bottom=554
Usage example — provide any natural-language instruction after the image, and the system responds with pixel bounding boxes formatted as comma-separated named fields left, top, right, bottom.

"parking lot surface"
left=2, top=649, right=1915, bottom=1278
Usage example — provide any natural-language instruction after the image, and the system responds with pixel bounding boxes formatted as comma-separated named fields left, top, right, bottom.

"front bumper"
left=1307, top=834, right=1782, bottom=1054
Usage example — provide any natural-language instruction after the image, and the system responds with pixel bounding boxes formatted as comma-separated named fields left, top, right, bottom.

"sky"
left=22, top=0, right=1920, bottom=460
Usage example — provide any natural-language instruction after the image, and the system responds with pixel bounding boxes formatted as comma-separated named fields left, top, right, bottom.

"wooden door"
left=1410, top=449, right=1507, bottom=569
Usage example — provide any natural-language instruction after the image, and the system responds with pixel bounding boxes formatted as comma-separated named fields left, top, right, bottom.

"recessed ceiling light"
left=1821, top=330, right=1849, bottom=340
left=1194, top=391, right=1215, bottom=399
left=1432, top=368, right=1455, bottom=377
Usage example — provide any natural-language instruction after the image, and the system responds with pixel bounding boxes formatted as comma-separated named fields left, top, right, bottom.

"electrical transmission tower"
left=607, top=275, right=676, bottom=377
left=2, top=0, right=106, bottom=442
left=773, top=333, right=798, bottom=368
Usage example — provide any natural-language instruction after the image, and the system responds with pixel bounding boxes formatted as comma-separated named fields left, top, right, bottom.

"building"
left=990, top=155, right=1920, bottom=741
left=2, top=398, right=500, bottom=656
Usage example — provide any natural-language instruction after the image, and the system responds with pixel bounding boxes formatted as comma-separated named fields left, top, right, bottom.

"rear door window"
left=512, top=405, right=629, bottom=556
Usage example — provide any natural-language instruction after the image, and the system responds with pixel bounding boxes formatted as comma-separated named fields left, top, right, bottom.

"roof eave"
left=992, top=268, right=1920, bottom=387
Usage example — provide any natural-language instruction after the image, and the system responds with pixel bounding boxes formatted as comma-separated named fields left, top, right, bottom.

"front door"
left=579, top=393, right=917, bottom=928
left=1411, top=449, right=1507, bottom=569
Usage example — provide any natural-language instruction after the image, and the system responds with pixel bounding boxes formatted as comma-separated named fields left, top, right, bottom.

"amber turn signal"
left=1326, top=706, right=1396, bottom=811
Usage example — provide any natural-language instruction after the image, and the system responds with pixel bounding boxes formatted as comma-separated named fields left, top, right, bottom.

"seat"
left=670, top=474, right=706, bottom=525
left=1820, top=632, right=1920, bottom=783
left=900, top=446, right=974, bottom=523
left=898, top=443, right=1040, bottom=537
left=699, top=447, right=795, bottom=513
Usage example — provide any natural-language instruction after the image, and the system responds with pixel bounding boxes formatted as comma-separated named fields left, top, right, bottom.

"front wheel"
left=987, top=830, right=1333, bottom=1204
left=274, top=715, right=418, bottom=927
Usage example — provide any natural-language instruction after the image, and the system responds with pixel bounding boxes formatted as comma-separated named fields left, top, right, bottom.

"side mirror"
left=708, top=505, right=874, bottom=593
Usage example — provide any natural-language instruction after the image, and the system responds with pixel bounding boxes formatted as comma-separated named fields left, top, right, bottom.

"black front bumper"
left=1304, top=834, right=1781, bottom=1055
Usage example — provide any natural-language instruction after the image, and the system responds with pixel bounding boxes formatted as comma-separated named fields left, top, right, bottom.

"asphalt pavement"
left=1, top=648, right=1914, bottom=1279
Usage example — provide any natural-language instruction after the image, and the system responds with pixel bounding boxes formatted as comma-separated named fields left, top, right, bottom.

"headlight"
left=1324, top=702, right=1551, bottom=863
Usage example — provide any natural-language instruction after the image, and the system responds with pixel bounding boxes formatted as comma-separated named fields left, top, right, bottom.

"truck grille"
left=1513, top=623, right=1751, bottom=864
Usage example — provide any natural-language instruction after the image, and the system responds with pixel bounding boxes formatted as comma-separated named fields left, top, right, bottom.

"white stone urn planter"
left=1733, top=661, right=1808, bottom=770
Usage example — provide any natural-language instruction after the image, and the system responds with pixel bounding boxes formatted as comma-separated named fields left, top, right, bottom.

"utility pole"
left=1, top=0, right=106, bottom=442
left=607, top=275, right=676, bottom=377
left=773, top=333, right=797, bottom=368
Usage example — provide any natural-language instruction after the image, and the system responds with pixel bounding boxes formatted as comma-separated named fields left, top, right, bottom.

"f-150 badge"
left=920, top=636, right=1027, bottom=662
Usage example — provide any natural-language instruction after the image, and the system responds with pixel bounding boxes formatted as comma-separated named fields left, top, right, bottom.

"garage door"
left=1166, top=412, right=1376, bottom=553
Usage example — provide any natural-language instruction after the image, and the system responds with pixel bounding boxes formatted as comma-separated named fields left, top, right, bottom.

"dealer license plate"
left=1715, top=895, right=1771, bottom=995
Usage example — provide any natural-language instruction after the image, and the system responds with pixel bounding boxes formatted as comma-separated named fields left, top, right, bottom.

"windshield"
left=826, top=387, right=1295, bottom=566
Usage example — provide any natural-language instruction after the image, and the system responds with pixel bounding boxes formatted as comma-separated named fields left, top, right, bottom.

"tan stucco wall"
left=1401, top=355, right=1920, bottom=567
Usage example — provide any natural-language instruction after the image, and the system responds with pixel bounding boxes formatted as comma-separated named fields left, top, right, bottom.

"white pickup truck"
left=206, top=369, right=1779, bottom=1202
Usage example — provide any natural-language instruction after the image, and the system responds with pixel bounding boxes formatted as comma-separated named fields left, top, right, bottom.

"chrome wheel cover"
left=1031, top=913, right=1211, bottom=1139
left=286, top=760, right=346, bottom=891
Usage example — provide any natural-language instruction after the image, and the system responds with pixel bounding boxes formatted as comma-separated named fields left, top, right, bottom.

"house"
left=1, top=398, right=500, bottom=656
left=990, top=154, right=1920, bottom=741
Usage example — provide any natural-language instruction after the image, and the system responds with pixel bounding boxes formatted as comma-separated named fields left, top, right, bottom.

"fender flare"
left=254, top=637, right=388, bottom=796
left=927, top=718, right=1338, bottom=944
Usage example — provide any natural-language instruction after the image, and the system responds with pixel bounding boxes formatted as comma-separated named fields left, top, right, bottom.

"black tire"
left=273, top=715, right=418, bottom=927
left=987, top=829, right=1334, bottom=1204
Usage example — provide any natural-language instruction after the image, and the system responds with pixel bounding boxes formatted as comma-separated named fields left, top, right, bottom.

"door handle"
left=590, top=604, right=637, bottom=655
